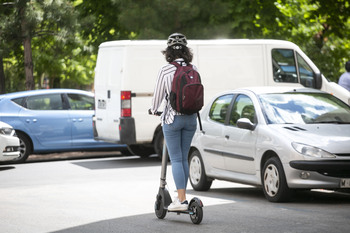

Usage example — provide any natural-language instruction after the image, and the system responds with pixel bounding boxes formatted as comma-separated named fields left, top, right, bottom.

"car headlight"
left=292, top=142, right=335, bottom=158
left=0, top=127, right=15, bottom=136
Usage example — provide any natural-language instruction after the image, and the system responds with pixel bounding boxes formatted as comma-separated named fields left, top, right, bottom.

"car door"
left=222, top=94, right=257, bottom=174
left=66, top=93, right=97, bottom=147
left=20, top=93, right=72, bottom=149
left=200, top=94, right=234, bottom=170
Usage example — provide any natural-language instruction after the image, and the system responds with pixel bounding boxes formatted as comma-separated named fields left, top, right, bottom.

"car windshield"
left=259, top=92, right=350, bottom=124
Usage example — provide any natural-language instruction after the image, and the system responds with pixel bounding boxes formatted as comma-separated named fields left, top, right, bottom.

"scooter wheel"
left=189, top=201, right=203, bottom=224
left=154, top=198, right=167, bottom=219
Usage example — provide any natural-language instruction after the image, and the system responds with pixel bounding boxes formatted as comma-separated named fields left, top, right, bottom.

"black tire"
left=262, top=157, right=293, bottom=202
left=120, top=148, right=133, bottom=156
left=189, top=201, right=203, bottom=224
left=154, top=194, right=167, bottom=219
left=128, top=144, right=155, bottom=158
left=154, top=130, right=164, bottom=159
left=189, top=150, right=212, bottom=191
left=15, top=132, right=32, bottom=163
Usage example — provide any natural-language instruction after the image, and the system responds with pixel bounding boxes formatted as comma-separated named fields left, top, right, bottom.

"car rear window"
left=11, top=97, right=26, bottom=107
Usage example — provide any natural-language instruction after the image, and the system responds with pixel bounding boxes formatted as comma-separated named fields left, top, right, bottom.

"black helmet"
left=167, top=33, right=187, bottom=49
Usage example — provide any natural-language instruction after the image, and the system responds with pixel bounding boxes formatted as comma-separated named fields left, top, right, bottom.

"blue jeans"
left=163, top=114, right=197, bottom=190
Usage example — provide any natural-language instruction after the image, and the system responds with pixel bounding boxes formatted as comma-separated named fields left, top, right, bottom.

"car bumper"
left=284, top=160, right=350, bottom=189
left=0, top=136, right=20, bottom=161
left=1, top=151, right=20, bottom=161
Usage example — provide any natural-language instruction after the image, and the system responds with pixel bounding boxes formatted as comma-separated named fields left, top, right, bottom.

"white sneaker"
left=168, top=198, right=188, bottom=211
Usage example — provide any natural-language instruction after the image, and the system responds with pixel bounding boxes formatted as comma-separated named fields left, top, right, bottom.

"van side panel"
left=196, top=44, right=265, bottom=106
left=94, top=46, right=124, bottom=142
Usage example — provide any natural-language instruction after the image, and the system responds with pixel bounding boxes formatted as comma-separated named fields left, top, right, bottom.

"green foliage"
left=273, top=0, right=350, bottom=81
left=1, top=0, right=350, bottom=93
left=1, top=0, right=94, bottom=93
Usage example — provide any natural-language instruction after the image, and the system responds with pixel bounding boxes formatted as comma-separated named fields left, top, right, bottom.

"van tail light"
left=121, top=91, right=132, bottom=117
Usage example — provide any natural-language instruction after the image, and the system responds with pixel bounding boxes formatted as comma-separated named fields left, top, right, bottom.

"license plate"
left=340, top=179, right=350, bottom=188
left=97, top=99, right=106, bottom=109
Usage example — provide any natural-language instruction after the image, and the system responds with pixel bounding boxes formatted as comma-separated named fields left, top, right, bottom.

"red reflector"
left=121, top=108, right=131, bottom=117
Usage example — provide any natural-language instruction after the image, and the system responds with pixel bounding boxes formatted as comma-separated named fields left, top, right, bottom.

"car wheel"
left=15, top=132, right=32, bottom=163
left=128, top=144, right=155, bottom=158
left=262, top=157, right=292, bottom=202
left=189, top=150, right=212, bottom=191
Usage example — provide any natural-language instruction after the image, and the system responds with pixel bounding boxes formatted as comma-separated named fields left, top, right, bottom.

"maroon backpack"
left=169, top=62, right=204, bottom=115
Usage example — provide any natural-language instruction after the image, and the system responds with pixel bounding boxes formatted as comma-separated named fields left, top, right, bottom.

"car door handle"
left=72, top=118, right=83, bottom=122
left=26, top=119, right=37, bottom=123
left=225, top=135, right=229, bottom=139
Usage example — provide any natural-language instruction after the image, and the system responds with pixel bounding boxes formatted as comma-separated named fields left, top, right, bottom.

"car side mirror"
left=237, top=118, right=256, bottom=131
left=314, top=72, right=322, bottom=89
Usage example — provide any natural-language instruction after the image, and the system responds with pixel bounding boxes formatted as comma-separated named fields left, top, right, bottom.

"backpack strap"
left=171, top=61, right=180, bottom=67
left=171, top=61, right=191, bottom=68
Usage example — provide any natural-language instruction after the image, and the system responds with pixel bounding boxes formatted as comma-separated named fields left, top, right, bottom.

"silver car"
left=189, top=86, right=350, bottom=202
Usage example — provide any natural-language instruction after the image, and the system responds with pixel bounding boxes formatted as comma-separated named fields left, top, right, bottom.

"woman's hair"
left=346, top=61, right=350, bottom=72
left=162, top=46, right=193, bottom=64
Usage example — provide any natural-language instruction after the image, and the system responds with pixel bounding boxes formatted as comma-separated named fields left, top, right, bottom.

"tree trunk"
left=23, top=36, right=34, bottom=90
left=20, top=0, right=34, bottom=90
left=0, top=55, right=5, bottom=94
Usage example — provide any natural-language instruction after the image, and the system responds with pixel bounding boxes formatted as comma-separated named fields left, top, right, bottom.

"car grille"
left=318, top=170, right=350, bottom=178
left=3, top=146, right=19, bottom=152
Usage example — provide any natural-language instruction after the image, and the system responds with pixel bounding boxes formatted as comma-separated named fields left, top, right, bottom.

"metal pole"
left=160, top=140, right=168, bottom=188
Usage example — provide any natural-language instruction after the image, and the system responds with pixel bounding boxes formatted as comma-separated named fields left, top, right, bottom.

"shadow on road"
left=189, top=186, right=350, bottom=204
left=50, top=190, right=350, bottom=233
left=72, top=155, right=160, bottom=170
left=0, top=166, right=15, bottom=171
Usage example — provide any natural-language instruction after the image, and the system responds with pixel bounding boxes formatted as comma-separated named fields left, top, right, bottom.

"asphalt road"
left=1, top=153, right=350, bottom=233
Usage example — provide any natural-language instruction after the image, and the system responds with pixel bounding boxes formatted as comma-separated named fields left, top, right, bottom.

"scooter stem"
left=160, top=140, right=168, bottom=188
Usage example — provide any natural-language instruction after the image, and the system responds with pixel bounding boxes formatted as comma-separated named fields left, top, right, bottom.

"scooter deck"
left=168, top=209, right=195, bottom=215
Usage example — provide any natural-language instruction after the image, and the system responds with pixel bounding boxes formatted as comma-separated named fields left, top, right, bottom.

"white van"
left=93, top=39, right=350, bottom=157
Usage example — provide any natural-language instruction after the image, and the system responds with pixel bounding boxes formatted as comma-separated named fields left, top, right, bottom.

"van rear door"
left=94, top=46, right=124, bottom=143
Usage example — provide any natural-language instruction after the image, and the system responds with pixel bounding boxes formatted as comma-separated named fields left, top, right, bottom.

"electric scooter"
left=154, top=136, right=204, bottom=224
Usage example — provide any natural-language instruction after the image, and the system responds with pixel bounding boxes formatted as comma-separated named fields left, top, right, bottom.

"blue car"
left=0, top=89, right=125, bottom=163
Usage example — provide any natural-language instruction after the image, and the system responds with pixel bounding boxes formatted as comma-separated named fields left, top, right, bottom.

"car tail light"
left=121, top=91, right=132, bottom=117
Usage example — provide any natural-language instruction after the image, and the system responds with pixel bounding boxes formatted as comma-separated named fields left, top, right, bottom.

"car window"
left=12, top=97, right=25, bottom=107
left=67, top=94, right=94, bottom=110
left=26, top=94, right=63, bottom=110
left=272, top=49, right=298, bottom=83
left=229, top=94, right=256, bottom=126
left=209, top=94, right=233, bottom=124
left=297, top=53, right=315, bottom=88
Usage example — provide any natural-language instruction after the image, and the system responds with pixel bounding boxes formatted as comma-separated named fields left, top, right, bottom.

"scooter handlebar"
left=148, top=109, right=162, bottom=116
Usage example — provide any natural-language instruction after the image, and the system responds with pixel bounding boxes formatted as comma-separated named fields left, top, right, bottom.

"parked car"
left=0, top=89, right=125, bottom=163
left=189, top=86, right=350, bottom=202
left=0, top=121, right=20, bottom=162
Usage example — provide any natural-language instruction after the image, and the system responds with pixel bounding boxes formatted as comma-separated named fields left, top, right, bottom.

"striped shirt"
left=151, top=58, right=198, bottom=125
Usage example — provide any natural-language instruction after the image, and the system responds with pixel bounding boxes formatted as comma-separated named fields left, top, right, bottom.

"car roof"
left=0, top=89, right=93, bottom=99
left=220, top=86, right=325, bottom=96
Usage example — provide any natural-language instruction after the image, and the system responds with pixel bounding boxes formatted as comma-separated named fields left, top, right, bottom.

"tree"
left=273, top=0, right=350, bottom=81
left=0, top=0, right=79, bottom=91
left=75, top=0, right=130, bottom=51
